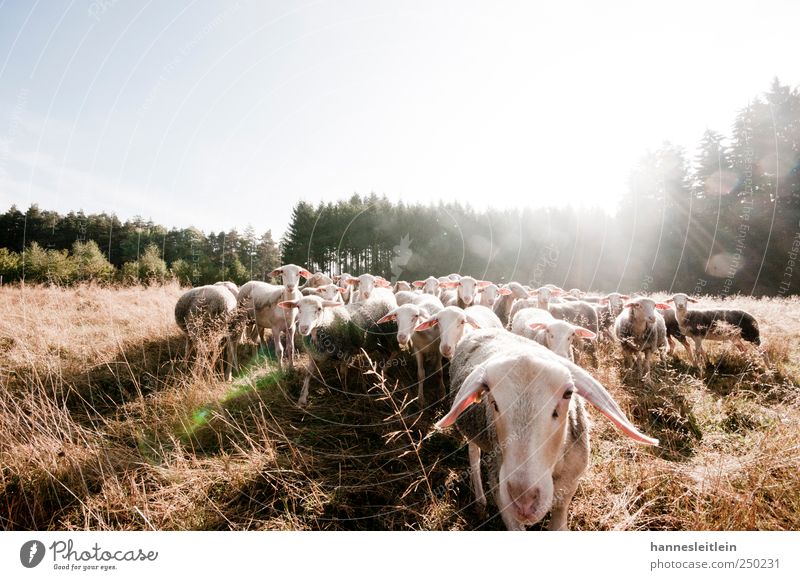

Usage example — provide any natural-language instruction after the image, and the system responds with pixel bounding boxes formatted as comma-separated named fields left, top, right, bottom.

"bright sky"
left=0, top=0, right=797, bottom=238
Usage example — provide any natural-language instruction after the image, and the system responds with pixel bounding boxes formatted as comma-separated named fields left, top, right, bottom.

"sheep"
left=347, top=273, right=394, bottom=303
left=439, top=275, right=492, bottom=308
left=394, top=280, right=413, bottom=293
left=595, top=292, right=630, bottom=340
left=478, top=283, right=512, bottom=308
left=267, top=264, right=312, bottom=294
left=175, top=285, right=239, bottom=381
left=333, top=273, right=355, bottom=303
left=376, top=293, right=445, bottom=408
left=236, top=281, right=301, bottom=368
left=304, top=283, right=346, bottom=303
left=660, top=306, right=693, bottom=357
left=510, top=307, right=596, bottom=362
left=213, top=280, right=239, bottom=299
left=414, top=305, right=503, bottom=359
left=412, top=276, right=440, bottom=295
left=613, top=297, right=671, bottom=378
left=435, top=328, right=658, bottom=530
left=394, top=290, right=417, bottom=306
left=666, top=293, right=761, bottom=367
left=304, top=271, right=334, bottom=289
left=491, top=282, right=529, bottom=326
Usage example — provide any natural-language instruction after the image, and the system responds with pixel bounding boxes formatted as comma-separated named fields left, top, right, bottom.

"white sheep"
left=613, top=297, right=670, bottom=378
left=347, top=273, right=394, bottom=303
left=439, top=275, right=492, bottom=308
left=478, top=283, right=512, bottom=308
left=236, top=280, right=301, bottom=369
left=414, top=305, right=503, bottom=359
left=436, top=328, right=658, bottom=530
left=510, top=307, right=596, bottom=362
left=376, top=293, right=445, bottom=408
left=412, top=276, right=440, bottom=295
left=174, top=285, right=239, bottom=381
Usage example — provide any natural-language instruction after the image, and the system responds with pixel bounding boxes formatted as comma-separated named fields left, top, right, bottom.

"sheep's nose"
left=398, top=334, right=409, bottom=344
left=463, top=296, right=473, bottom=304
left=441, top=345, right=454, bottom=358
left=299, top=325, right=310, bottom=335
left=647, top=316, right=655, bottom=323
left=287, top=284, right=295, bottom=291
left=510, top=486, right=541, bottom=521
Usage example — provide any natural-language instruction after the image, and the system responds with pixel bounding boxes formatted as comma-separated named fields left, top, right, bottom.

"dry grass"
left=1, top=285, right=798, bottom=530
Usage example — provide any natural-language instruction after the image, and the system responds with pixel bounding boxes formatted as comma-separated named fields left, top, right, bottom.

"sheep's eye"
left=317, top=308, right=322, bottom=313
left=490, top=399, right=499, bottom=413
left=563, top=389, right=574, bottom=399
left=552, top=409, right=559, bottom=419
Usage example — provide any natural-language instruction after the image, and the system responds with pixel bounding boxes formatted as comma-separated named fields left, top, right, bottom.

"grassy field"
left=1, top=283, right=799, bottom=530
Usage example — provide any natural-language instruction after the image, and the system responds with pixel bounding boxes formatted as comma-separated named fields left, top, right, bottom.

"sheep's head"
left=414, top=306, right=480, bottom=358
left=378, top=304, right=427, bottom=350
left=600, top=292, right=630, bottom=315
left=666, top=292, right=698, bottom=312
left=348, top=273, right=391, bottom=301
left=529, top=320, right=596, bottom=361
left=270, top=264, right=312, bottom=292
left=279, top=295, right=340, bottom=336
left=436, top=344, right=658, bottom=528
left=624, top=297, right=671, bottom=324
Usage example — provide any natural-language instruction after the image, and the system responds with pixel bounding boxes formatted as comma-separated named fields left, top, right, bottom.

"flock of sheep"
left=174, top=265, right=764, bottom=530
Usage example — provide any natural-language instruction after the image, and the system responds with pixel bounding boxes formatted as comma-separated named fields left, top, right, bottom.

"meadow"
left=1, top=283, right=799, bottom=530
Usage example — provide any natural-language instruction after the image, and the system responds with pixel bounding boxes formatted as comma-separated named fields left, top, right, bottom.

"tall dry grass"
left=1, top=285, right=798, bottom=530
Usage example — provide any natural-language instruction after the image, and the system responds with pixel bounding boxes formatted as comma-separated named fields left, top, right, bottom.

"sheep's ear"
left=664, top=298, right=674, bottom=303
left=574, top=327, right=597, bottom=339
left=528, top=322, right=548, bottom=331
left=560, top=362, right=658, bottom=446
left=337, top=287, right=346, bottom=294
left=620, top=294, right=630, bottom=299
left=624, top=302, right=636, bottom=308
left=599, top=298, right=609, bottom=304
left=412, top=281, right=425, bottom=288
left=376, top=279, right=392, bottom=288
left=298, top=268, right=313, bottom=279
left=439, top=281, right=458, bottom=289
left=528, top=290, right=538, bottom=296
left=464, top=315, right=482, bottom=329
left=415, top=318, right=439, bottom=331
left=498, top=288, right=513, bottom=296
left=346, top=278, right=359, bottom=285
left=476, top=280, right=492, bottom=289
left=688, top=297, right=699, bottom=303
left=278, top=300, right=298, bottom=310
left=655, top=303, right=672, bottom=310
left=377, top=309, right=399, bottom=324
left=269, top=268, right=283, bottom=278
left=435, top=366, right=488, bottom=429
left=551, top=288, right=563, bottom=296
left=321, top=300, right=341, bottom=308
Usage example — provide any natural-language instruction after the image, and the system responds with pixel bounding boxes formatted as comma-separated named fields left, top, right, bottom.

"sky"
left=0, top=0, right=798, bottom=238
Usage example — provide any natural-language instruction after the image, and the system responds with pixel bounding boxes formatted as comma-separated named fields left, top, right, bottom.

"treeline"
left=0, top=207, right=281, bottom=286
left=2, top=79, right=799, bottom=295
left=281, top=79, right=800, bottom=296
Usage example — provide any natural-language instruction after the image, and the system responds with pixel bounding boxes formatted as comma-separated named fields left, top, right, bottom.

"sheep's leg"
left=272, top=328, right=284, bottom=370
left=223, top=336, right=236, bottom=381
left=667, top=335, right=676, bottom=356
left=734, top=338, right=747, bottom=353
left=285, top=325, right=295, bottom=368
left=435, top=355, right=446, bottom=400
left=415, top=349, right=427, bottom=409
left=679, top=336, right=693, bottom=358
left=692, top=337, right=705, bottom=368
left=548, top=480, right=579, bottom=531
left=468, top=443, right=487, bottom=516
left=184, top=337, right=194, bottom=363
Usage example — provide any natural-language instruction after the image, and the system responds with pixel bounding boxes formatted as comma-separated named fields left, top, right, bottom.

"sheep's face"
left=669, top=293, right=691, bottom=312
left=271, top=264, right=311, bottom=292
left=394, top=281, right=412, bottom=293
left=568, top=288, right=584, bottom=298
left=481, top=284, right=499, bottom=307
left=349, top=274, right=390, bottom=301
left=281, top=296, right=339, bottom=336
left=541, top=321, right=578, bottom=360
left=379, top=305, right=425, bottom=349
left=439, top=354, right=575, bottom=527
left=604, top=293, right=627, bottom=315
left=312, top=284, right=343, bottom=301
left=625, top=298, right=671, bottom=325
left=536, top=286, right=561, bottom=308
left=309, top=272, right=332, bottom=288
left=416, top=306, right=480, bottom=358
